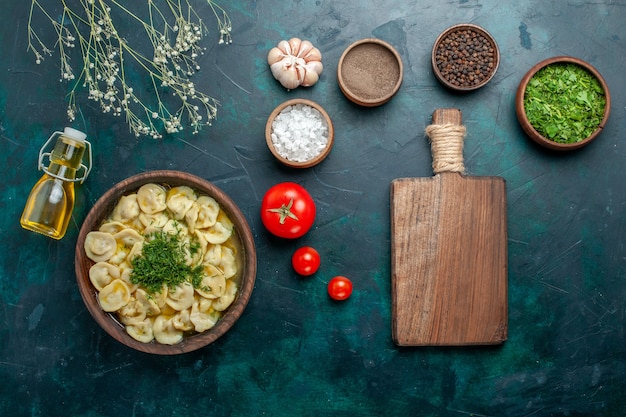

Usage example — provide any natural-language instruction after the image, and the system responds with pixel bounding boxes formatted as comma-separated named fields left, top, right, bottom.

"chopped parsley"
left=130, top=230, right=203, bottom=294
left=524, top=63, right=606, bottom=144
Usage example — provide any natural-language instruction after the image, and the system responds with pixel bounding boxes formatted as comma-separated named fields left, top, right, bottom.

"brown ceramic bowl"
left=337, top=38, right=403, bottom=106
left=265, top=98, right=334, bottom=168
left=432, top=24, right=500, bottom=91
left=515, top=56, right=611, bottom=151
left=75, top=170, right=256, bottom=354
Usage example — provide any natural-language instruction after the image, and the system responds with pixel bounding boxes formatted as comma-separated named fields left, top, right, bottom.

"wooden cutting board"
left=390, top=108, right=507, bottom=346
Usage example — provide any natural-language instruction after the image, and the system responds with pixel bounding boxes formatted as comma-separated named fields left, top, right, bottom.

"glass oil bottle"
left=20, top=127, right=92, bottom=239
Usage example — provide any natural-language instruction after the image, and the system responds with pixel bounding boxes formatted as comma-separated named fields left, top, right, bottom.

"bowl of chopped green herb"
left=516, top=56, right=611, bottom=151
left=75, top=170, right=256, bottom=354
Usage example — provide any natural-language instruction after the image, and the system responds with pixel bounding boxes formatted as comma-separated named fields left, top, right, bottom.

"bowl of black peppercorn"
left=432, top=24, right=500, bottom=92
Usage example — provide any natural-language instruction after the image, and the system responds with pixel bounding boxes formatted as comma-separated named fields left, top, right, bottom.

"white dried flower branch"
left=27, top=0, right=232, bottom=138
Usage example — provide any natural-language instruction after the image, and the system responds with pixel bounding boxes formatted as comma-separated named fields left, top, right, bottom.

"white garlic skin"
left=268, top=37, right=323, bottom=89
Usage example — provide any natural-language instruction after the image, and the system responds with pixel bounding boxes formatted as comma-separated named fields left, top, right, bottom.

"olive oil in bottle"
left=20, top=127, right=92, bottom=240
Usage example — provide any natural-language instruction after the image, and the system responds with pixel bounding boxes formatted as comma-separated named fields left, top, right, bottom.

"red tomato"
left=261, top=182, right=315, bottom=239
left=327, top=276, right=353, bottom=300
left=292, top=246, right=321, bottom=276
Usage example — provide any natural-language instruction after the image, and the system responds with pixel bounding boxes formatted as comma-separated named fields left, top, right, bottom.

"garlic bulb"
left=268, top=38, right=323, bottom=89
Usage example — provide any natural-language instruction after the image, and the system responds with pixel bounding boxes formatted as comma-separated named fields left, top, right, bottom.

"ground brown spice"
left=340, top=43, right=401, bottom=99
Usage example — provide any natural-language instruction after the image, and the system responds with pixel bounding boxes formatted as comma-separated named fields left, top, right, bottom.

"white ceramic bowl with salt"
left=265, top=99, right=334, bottom=168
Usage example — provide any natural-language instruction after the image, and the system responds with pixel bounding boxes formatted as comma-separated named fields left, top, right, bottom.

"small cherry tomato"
left=260, top=182, right=316, bottom=239
left=327, top=276, right=353, bottom=300
left=292, top=246, right=321, bottom=276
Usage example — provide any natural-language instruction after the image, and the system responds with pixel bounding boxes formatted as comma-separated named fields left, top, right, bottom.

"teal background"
left=1, top=0, right=625, bottom=416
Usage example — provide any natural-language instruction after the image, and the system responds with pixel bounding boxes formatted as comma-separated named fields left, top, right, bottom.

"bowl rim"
left=265, top=98, right=334, bottom=168
left=337, top=37, right=403, bottom=106
left=431, top=23, right=500, bottom=92
left=515, top=55, right=611, bottom=151
left=74, top=170, right=257, bottom=355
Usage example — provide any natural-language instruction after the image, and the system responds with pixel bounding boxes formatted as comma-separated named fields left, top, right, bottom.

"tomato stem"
left=267, top=199, right=299, bottom=224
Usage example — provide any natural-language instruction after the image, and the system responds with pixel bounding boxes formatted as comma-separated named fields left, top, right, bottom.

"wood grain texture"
left=390, top=109, right=507, bottom=346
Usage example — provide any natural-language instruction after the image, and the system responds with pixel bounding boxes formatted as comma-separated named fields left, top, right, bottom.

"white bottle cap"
left=63, top=127, right=87, bottom=143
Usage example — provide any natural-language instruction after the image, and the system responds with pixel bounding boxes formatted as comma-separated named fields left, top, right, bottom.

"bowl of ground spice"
left=337, top=38, right=403, bottom=106
left=265, top=98, right=334, bottom=168
left=432, top=24, right=499, bottom=91
left=515, top=56, right=610, bottom=151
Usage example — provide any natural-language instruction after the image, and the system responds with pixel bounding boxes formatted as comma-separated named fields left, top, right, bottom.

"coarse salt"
left=271, top=103, right=329, bottom=162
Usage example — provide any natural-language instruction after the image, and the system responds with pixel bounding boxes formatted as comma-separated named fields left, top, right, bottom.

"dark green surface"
left=2, top=1, right=625, bottom=416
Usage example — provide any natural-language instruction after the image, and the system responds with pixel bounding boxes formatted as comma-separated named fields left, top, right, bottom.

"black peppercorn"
left=433, top=26, right=498, bottom=90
